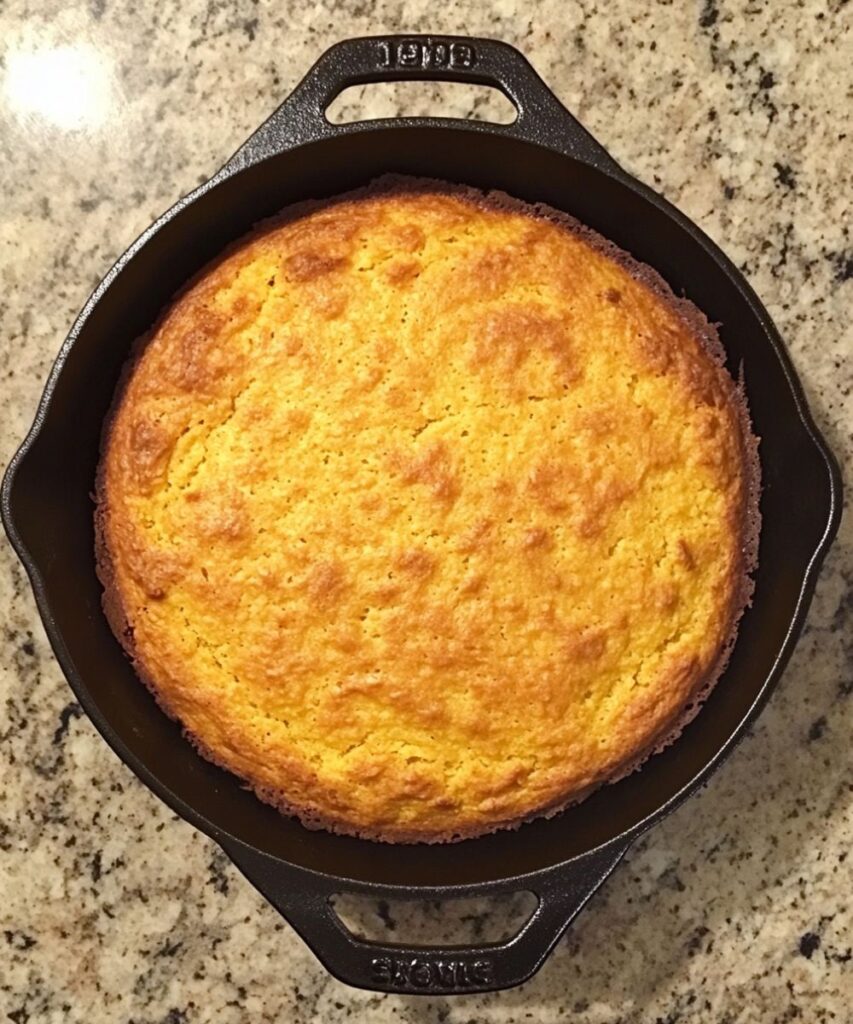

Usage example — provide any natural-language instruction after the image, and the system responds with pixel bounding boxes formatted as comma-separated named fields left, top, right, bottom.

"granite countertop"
left=1, top=1, right=850, bottom=1021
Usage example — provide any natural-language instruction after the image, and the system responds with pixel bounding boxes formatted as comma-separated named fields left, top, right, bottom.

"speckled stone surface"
left=1, top=1, right=851, bottom=1021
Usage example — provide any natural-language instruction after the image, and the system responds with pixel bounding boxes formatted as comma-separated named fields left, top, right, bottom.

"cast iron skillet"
left=1, top=35, right=842, bottom=995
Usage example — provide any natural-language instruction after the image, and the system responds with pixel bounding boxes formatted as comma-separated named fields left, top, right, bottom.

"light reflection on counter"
left=4, top=43, right=115, bottom=131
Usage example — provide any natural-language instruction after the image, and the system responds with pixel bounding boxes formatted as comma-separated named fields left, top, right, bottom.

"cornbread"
left=96, top=177, right=759, bottom=843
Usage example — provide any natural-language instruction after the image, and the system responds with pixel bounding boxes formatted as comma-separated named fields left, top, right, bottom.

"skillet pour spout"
left=1, top=34, right=842, bottom=994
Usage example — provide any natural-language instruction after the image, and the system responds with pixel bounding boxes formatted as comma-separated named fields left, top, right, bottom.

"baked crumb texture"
left=96, top=176, right=759, bottom=843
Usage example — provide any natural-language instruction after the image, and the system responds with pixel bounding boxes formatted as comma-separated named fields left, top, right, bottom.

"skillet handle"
left=219, top=34, right=622, bottom=176
left=221, top=837, right=630, bottom=994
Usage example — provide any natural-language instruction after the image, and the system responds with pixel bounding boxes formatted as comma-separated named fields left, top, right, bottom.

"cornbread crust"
left=96, top=176, right=760, bottom=843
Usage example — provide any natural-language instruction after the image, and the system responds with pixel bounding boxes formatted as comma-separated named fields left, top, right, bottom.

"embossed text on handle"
left=376, top=38, right=477, bottom=71
left=370, top=955, right=494, bottom=990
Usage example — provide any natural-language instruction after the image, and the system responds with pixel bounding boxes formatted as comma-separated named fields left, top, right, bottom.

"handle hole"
left=330, top=890, right=537, bottom=946
left=326, top=81, right=518, bottom=126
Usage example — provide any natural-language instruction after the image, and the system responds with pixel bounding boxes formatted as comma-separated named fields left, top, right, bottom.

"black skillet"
left=1, top=35, right=842, bottom=994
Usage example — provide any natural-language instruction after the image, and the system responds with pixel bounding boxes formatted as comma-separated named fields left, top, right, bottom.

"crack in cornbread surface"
left=96, top=177, right=758, bottom=843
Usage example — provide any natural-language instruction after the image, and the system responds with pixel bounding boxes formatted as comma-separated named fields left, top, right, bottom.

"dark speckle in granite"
left=807, top=715, right=828, bottom=741
left=206, top=849, right=231, bottom=896
left=1, top=1, right=851, bottom=1022
left=52, top=701, right=83, bottom=745
left=163, top=1009, right=192, bottom=1024
left=774, top=162, right=797, bottom=190
left=699, top=0, right=719, bottom=29
left=375, top=900, right=396, bottom=932
left=5, top=930, right=37, bottom=951
left=827, top=249, right=853, bottom=283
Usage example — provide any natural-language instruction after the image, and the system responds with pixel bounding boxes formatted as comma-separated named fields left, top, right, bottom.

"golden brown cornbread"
left=96, top=177, right=759, bottom=843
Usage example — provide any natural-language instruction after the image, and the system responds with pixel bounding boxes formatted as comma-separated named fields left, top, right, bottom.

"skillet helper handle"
left=220, top=34, right=622, bottom=175
left=222, top=839, right=630, bottom=994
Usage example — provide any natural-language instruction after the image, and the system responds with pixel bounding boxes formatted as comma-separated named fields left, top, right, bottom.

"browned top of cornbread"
left=96, top=177, right=759, bottom=843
